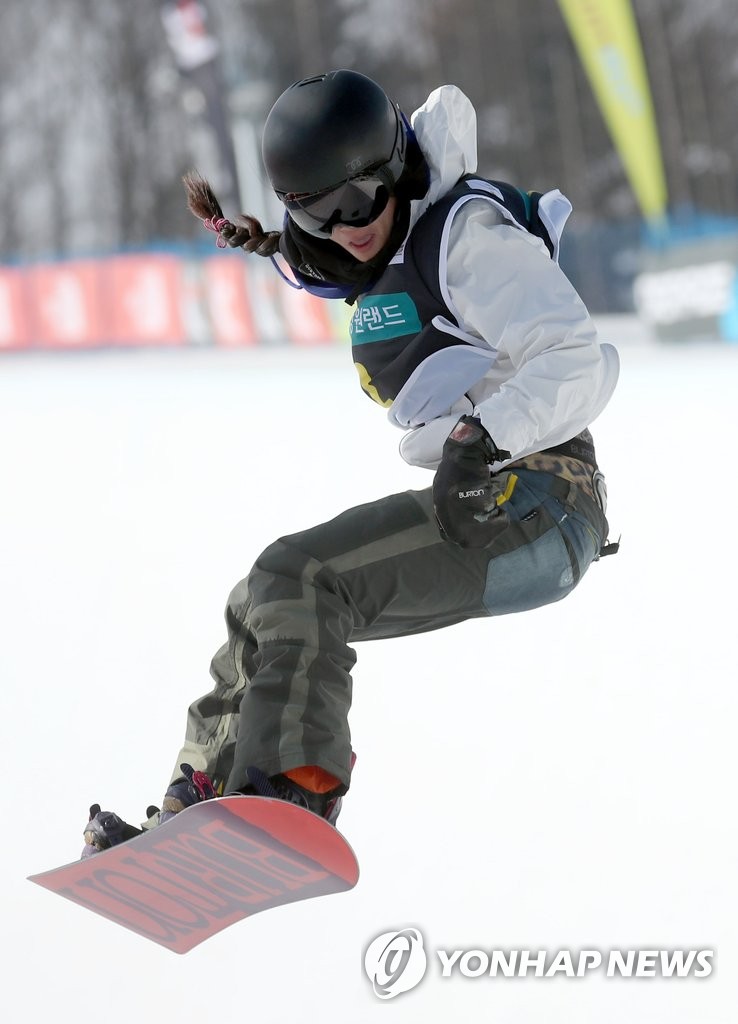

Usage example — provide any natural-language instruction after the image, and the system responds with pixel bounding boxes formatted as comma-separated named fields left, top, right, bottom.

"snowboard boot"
left=81, top=763, right=217, bottom=858
left=82, top=807, right=142, bottom=859
left=159, top=762, right=218, bottom=824
left=245, top=765, right=346, bottom=826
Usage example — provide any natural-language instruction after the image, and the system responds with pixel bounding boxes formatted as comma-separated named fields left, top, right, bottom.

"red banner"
left=0, top=267, right=31, bottom=350
left=203, top=258, right=257, bottom=347
left=0, top=251, right=345, bottom=350
left=106, top=255, right=187, bottom=347
left=27, top=261, right=104, bottom=349
left=279, top=281, right=335, bottom=346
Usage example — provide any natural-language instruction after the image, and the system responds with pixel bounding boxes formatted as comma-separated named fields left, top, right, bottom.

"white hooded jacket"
left=393, top=85, right=619, bottom=470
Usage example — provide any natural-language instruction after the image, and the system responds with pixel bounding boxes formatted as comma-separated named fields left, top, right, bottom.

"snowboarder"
left=83, top=69, right=619, bottom=857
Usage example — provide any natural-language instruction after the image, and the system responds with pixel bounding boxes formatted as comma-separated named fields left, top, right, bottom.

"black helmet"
left=262, top=70, right=412, bottom=237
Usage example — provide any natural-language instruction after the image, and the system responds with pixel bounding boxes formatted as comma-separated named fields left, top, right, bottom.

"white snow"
left=2, top=324, right=737, bottom=1022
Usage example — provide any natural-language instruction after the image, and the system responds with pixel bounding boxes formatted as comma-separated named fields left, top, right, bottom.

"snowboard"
left=28, top=795, right=359, bottom=954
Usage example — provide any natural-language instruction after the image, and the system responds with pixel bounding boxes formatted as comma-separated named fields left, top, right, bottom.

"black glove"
left=432, top=416, right=512, bottom=548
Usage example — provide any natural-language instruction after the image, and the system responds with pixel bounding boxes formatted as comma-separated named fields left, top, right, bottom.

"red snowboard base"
left=29, top=796, right=359, bottom=953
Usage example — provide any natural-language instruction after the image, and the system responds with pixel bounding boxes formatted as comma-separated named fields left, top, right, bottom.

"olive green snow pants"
left=170, top=468, right=608, bottom=794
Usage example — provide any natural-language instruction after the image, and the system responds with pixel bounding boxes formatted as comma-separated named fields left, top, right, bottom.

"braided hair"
left=183, top=171, right=281, bottom=257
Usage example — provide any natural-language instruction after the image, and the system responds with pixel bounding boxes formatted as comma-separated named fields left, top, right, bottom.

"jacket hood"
left=409, top=85, right=478, bottom=227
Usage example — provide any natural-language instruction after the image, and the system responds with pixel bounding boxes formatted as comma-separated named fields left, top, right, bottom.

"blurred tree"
left=0, top=0, right=195, bottom=258
left=1, top=0, right=736, bottom=278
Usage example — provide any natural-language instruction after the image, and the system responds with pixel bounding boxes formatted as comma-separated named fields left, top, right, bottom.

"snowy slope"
left=2, top=328, right=737, bottom=1023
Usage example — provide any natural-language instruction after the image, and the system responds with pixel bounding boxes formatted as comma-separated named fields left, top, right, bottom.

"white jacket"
left=394, top=85, right=620, bottom=470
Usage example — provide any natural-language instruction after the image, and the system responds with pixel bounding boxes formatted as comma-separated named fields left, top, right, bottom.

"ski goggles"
left=280, top=173, right=393, bottom=238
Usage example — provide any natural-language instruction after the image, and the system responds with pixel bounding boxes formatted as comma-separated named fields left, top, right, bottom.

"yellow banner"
left=557, top=0, right=667, bottom=224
